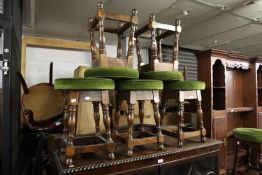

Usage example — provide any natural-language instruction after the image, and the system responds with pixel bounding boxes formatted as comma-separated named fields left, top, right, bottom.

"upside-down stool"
left=136, top=14, right=206, bottom=147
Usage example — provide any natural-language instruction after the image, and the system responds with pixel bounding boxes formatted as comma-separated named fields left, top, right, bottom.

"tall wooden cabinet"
left=196, top=49, right=258, bottom=174
left=256, top=57, right=262, bottom=128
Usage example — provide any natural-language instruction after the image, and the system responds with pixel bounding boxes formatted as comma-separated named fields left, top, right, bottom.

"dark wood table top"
left=50, top=136, right=222, bottom=175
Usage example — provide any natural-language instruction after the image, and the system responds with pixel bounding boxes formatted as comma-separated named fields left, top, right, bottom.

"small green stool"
left=84, top=67, right=139, bottom=79
left=85, top=68, right=164, bottom=156
left=140, top=71, right=184, bottom=82
left=115, top=79, right=165, bottom=156
left=162, top=80, right=206, bottom=147
left=54, top=78, right=115, bottom=166
left=233, top=128, right=262, bottom=175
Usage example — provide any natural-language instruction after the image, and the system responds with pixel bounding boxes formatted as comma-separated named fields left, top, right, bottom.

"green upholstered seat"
left=140, top=71, right=183, bottom=81
left=164, top=80, right=205, bottom=91
left=54, top=78, right=115, bottom=90
left=116, top=79, right=163, bottom=91
left=233, top=128, right=262, bottom=143
left=84, top=67, right=139, bottom=79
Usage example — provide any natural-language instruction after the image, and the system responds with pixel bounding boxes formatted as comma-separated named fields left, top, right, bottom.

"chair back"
left=19, top=62, right=64, bottom=132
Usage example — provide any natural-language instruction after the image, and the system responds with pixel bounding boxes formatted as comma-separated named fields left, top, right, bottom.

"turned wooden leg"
left=127, top=103, right=135, bottom=156
left=102, top=104, right=114, bottom=159
left=66, top=104, right=77, bottom=166
left=177, top=98, right=184, bottom=148
left=160, top=100, right=166, bottom=127
left=92, top=102, right=101, bottom=136
left=259, top=152, right=262, bottom=175
left=233, top=139, right=240, bottom=175
left=152, top=101, right=164, bottom=150
left=138, top=100, right=145, bottom=132
left=246, top=146, right=251, bottom=174
left=196, top=96, right=206, bottom=143
left=114, top=101, right=121, bottom=135
left=60, top=105, right=69, bottom=161
left=63, top=105, right=69, bottom=138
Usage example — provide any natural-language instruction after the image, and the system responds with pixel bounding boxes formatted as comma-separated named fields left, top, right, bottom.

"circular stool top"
left=84, top=67, right=139, bottom=80
left=116, top=79, right=163, bottom=91
left=164, top=80, right=205, bottom=91
left=140, top=71, right=183, bottom=81
left=233, top=128, right=262, bottom=143
left=54, top=78, right=115, bottom=90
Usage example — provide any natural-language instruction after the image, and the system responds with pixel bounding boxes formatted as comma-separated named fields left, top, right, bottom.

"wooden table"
left=49, top=135, right=221, bottom=175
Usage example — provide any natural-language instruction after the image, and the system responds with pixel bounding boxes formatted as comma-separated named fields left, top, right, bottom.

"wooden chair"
left=54, top=78, right=115, bottom=166
left=86, top=3, right=164, bottom=156
left=19, top=63, right=64, bottom=175
left=136, top=14, right=206, bottom=147
left=20, top=62, right=64, bottom=133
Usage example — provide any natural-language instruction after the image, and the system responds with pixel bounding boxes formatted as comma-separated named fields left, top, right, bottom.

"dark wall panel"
left=162, top=48, right=198, bottom=80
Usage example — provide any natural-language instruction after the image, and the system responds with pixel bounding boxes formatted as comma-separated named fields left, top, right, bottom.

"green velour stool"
left=84, top=67, right=139, bottom=80
left=140, top=71, right=183, bottom=81
left=164, top=80, right=205, bottom=91
left=84, top=68, right=166, bottom=156
left=232, top=128, right=262, bottom=175
left=113, top=79, right=165, bottom=156
left=54, top=78, right=115, bottom=90
left=54, top=78, right=115, bottom=166
left=233, top=128, right=262, bottom=143
left=161, top=80, right=206, bottom=148
left=117, top=79, right=163, bottom=90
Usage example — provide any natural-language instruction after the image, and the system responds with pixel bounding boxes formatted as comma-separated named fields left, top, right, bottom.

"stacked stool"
left=54, top=78, right=115, bottom=166
left=86, top=3, right=165, bottom=156
left=136, top=14, right=206, bottom=147
left=84, top=68, right=165, bottom=156
left=55, top=3, right=208, bottom=167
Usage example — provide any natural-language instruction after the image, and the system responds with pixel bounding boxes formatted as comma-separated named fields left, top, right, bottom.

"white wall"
left=25, top=44, right=117, bottom=87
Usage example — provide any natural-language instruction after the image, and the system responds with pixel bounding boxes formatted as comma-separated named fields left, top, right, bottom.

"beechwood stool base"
left=54, top=78, right=115, bottom=167
left=113, top=80, right=165, bottom=156
left=161, top=81, right=206, bottom=148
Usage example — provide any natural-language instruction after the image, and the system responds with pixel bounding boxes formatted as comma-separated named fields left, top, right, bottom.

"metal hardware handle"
left=1, top=60, right=9, bottom=75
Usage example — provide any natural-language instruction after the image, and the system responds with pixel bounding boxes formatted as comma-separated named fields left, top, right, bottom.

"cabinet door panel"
left=213, top=117, right=227, bottom=173
left=117, top=165, right=158, bottom=175
left=258, top=112, right=262, bottom=128
left=161, top=156, right=217, bottom=175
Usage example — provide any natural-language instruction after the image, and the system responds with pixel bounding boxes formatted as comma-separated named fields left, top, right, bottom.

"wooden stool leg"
left=102, top=104, right=114, bottom=159
left=178, top=93, right=184, bottom=148
left=60, top=105, right=69, bottom=161
left=196, top=91, right=206, bottom=143
left=152, top=100, right=164, bottom=150
left=259, top=153, right=262, bottom=175
left=66, top=104, right=77, bottom=166
left=63, top=105, right=69, bottom=139
left=114, top=101, right=121, bottom=135
left=127, top=103, right=135, bottom=156
left=92, top=102, right=101, bottom=136
left=246, top=146, right=251, bottom=174
left=233, top=139, right=240, bottom=175
left=138, top=100, right=145, bottom=132
left=160, top=100, right=166, bottom=127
